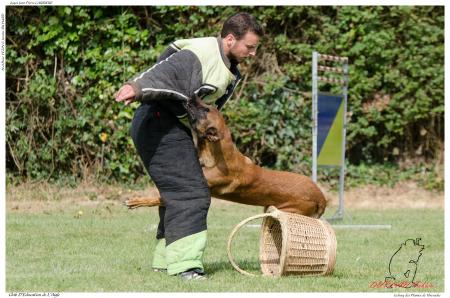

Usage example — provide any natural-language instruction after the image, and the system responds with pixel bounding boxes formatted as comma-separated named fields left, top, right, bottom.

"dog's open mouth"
left=186, top=97, right=210, bottom=128
left=186, top=98, right=209, bottom=122
left=185, top=100, right=198, bottom=124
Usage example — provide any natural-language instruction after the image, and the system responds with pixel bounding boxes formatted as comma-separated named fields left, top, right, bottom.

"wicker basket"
left=227, top=206, right=337, bottom=277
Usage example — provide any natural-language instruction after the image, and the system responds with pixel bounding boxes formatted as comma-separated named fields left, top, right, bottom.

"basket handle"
left=227, top=212, right=274, bottom=277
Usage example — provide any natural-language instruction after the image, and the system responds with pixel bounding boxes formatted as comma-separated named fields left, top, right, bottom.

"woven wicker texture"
left=260, top=216, right=285, bottom=276
left=228, top=206, right=337, bottom=277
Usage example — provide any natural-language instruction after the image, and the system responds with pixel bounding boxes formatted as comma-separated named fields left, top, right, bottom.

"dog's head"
left=186, top=96, right=225, bottom=142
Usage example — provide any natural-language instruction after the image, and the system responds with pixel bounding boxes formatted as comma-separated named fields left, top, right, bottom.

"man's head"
left=221, top=12, right=263, bottom=63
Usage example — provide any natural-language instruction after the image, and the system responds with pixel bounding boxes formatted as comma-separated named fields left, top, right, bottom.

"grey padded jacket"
left=127, top=36, right=242, bottom=123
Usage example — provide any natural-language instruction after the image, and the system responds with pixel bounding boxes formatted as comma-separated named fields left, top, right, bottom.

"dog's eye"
left=203, top=107, right=210, bottom=113
left=206, top=127, right=217, bottom=135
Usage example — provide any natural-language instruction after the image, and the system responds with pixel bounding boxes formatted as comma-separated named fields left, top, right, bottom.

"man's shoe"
left=178, top=268, right=207, bottom=280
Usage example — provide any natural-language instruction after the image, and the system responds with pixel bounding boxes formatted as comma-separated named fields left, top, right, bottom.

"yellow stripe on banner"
left=318, top=101, right=344, bottom=166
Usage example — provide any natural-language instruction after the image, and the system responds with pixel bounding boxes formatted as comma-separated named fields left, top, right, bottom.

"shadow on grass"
left=205, top=260, right=261, bottom=275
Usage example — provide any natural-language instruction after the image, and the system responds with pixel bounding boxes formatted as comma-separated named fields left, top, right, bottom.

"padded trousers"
left=130, top=102, right=211, bottom=275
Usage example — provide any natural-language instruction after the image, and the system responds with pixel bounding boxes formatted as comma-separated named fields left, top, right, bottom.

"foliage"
left=6, top=6, right=444, bottom=188
left=346, top=162, right=443, bottom=191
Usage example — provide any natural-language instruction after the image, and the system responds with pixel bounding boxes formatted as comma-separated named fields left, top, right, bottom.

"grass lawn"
left=5, top=199, right=444, bottom=292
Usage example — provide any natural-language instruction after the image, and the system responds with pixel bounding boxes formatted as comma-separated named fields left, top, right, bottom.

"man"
left=115, top=12, right=263, bottom=280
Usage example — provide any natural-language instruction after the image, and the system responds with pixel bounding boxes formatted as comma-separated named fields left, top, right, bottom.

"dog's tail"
left=123, top=197, right=162, bottom=209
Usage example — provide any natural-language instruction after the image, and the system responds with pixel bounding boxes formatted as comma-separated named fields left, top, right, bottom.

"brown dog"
left=125, top=98, right=327, bottom=218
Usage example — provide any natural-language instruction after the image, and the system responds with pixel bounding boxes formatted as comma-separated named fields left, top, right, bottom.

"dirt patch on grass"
left=6, top=182, right=133, bottom=214
left=5, top=181, right=443, bottom=214
left=322, top=181, right=443, bottom=210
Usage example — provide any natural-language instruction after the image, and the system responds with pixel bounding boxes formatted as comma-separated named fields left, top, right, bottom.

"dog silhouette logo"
left=385, top=238, right=425, bottom=288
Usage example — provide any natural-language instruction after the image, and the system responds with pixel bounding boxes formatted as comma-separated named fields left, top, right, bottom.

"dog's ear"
left=206, top=127, right=223, bottom=142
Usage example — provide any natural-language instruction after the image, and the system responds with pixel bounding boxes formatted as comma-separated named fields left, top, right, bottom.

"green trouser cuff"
left=166, top=230, right=207, bottom=275
left=152, top=238, right=167, bottom=269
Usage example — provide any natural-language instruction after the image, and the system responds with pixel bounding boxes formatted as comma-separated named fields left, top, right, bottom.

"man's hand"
left=115, top=84, right=136, bottom=106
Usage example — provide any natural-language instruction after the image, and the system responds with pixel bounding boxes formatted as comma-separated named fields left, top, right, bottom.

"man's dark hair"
left=220, top=12, right=264, bottom=40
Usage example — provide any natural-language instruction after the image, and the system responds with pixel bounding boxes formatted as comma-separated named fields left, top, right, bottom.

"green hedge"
left=6, top=6, right=444, bottom=186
